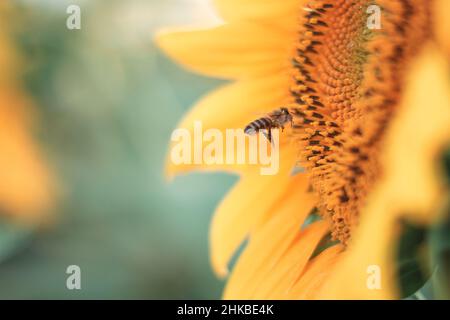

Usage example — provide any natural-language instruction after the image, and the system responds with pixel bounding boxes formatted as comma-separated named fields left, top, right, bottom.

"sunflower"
left=0, top=3, right=54, bottom=219
left=157, top=0, right=450, bottom=299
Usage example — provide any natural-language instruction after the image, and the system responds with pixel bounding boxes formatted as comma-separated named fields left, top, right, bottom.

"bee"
left=244, top=107, right=293, bottom=143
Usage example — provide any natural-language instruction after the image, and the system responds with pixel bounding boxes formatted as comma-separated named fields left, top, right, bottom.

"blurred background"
left=0, top=0, right=235, bottom=299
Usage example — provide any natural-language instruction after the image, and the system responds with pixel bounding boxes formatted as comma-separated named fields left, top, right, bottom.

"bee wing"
left=249, top=110, right=274, bottom=118
left=251, top=110, right=266, bottom=116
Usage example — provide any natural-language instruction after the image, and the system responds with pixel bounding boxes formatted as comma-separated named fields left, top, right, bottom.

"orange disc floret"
left=289, top=0, right=431, bottom=244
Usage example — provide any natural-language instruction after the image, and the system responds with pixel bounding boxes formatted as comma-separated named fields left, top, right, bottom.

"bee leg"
left=268, top=129, right=276, bottom=146
left=262, top=129, right=272, bottom=143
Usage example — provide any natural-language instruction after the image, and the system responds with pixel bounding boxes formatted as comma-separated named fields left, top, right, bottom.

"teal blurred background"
left=0, top=0, right=236, bottom=299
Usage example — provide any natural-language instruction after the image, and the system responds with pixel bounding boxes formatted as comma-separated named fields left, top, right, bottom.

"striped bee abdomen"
left=244, top=117, right=272, bottom=135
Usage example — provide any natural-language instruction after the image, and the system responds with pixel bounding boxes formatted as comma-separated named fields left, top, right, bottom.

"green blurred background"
left=0, top=0, right=236, bottom=299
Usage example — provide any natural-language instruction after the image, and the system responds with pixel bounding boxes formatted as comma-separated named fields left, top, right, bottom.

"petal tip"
left=211, top=257, right=229, bottom=279
left=153, top=30, right=176, bottom=60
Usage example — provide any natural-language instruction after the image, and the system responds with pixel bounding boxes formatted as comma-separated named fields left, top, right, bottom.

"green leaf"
left=442, top=148, right=450, bottom=184
left=429, top=197, right=450, bottom=300
left=396, top=220, right=430, bottom=298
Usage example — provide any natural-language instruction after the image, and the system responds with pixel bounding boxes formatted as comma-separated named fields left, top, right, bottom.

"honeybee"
left=244, top=107, right=293, bottom=143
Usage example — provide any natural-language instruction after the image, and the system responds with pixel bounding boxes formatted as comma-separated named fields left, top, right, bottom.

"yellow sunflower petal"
left=155, top=22, right=293, bottom=80
left=222, top=175, right=317, bottom=298
left=166, top=74, right=291, bottom=178
left=210, top=146, right=300, bottom=277
left=378, top=45, right=450, bottom=224
left=287, top=245, right=344, bottom=299
left=316, top=204, right=398, bottom=299
left=256, top=221, right=329, bottom=299
left=213, top=0, right=301, bottom=31
left=0, top=92, right=54, bottom=218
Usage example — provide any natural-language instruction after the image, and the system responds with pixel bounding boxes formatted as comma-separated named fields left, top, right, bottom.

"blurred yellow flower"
left=0, top=4, right=54, bottom=219
left=157, top=0, right=450, bottom=299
